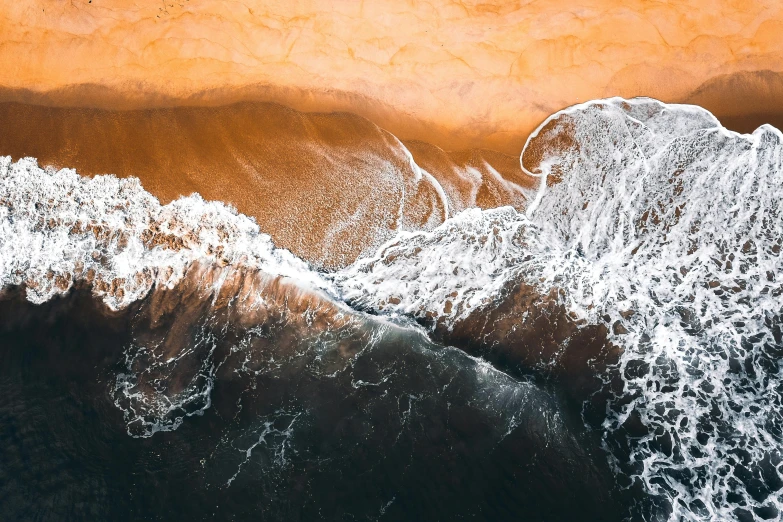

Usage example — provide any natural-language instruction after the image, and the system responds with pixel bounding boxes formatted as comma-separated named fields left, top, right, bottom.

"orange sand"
left=2, top=1, right=783, bottom=154
left=0, top=101, right=532, bottom=268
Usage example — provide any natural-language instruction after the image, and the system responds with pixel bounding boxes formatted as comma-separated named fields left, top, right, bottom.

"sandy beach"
left=2, top=1, right=783, bottom=155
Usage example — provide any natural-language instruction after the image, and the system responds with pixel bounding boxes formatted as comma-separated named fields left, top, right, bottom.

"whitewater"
left=1, top=97, right=781, bottom=521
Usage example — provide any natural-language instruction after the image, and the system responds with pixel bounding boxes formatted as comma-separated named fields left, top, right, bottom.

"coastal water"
left=1, top=98, right=782, bottom=521
left=0, top=289, right=620, bottom=521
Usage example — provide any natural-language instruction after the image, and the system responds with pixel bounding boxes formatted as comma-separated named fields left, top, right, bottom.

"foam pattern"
left=333, top=206, right=560, bottom=325
left=527, top=98, right=783, bottom=521
left=334, top=98, right=783, bottom=521
left=0, top=157, right=331, bottom=309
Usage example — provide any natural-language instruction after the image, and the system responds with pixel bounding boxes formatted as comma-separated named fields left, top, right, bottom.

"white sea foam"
left=0, top=156, right=332, bottom=309
left=527, top=98, right=783, bottom=521
left=334, top=98, right=783, bottom=521
left=332, top=206, right=560, bottom=324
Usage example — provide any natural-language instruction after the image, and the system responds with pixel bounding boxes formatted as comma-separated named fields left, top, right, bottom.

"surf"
left=1, top=97, right=782, bottom=521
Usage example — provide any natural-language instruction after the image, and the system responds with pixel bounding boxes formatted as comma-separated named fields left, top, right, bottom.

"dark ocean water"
left=0, top=290, right=624, bottom=522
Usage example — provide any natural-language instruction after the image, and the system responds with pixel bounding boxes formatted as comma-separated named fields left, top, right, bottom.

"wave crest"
left=334, top=97, right=783, bottom=520
left=0, top=156, right=330, bottom=309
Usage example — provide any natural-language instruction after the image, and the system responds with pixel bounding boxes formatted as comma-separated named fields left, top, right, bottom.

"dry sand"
left=2, top=1, right=783, bottom=154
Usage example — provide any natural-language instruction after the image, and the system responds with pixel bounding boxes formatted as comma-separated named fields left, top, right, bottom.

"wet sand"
left=1, top=92, right=779, bottom=270
left=0, top=100, right=534, bottom=268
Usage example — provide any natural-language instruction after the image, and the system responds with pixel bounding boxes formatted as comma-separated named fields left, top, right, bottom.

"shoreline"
left=0, top=98, right=535, bottom=268
left=1, top=89, right=781, bottom=267
left=0, top=83, right=531, bottom=156
left=3, top=74, right=783, bottom=155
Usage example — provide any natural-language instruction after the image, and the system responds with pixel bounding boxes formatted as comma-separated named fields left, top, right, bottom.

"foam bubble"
left=0, top=156, right=332, bottom=309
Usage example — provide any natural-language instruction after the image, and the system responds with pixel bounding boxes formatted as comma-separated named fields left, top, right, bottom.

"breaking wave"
left=0, top=155, right=331, bottom=308
left=335, top=98, right=783, bottom=521
left=1, top=96, right=782, bottom=521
